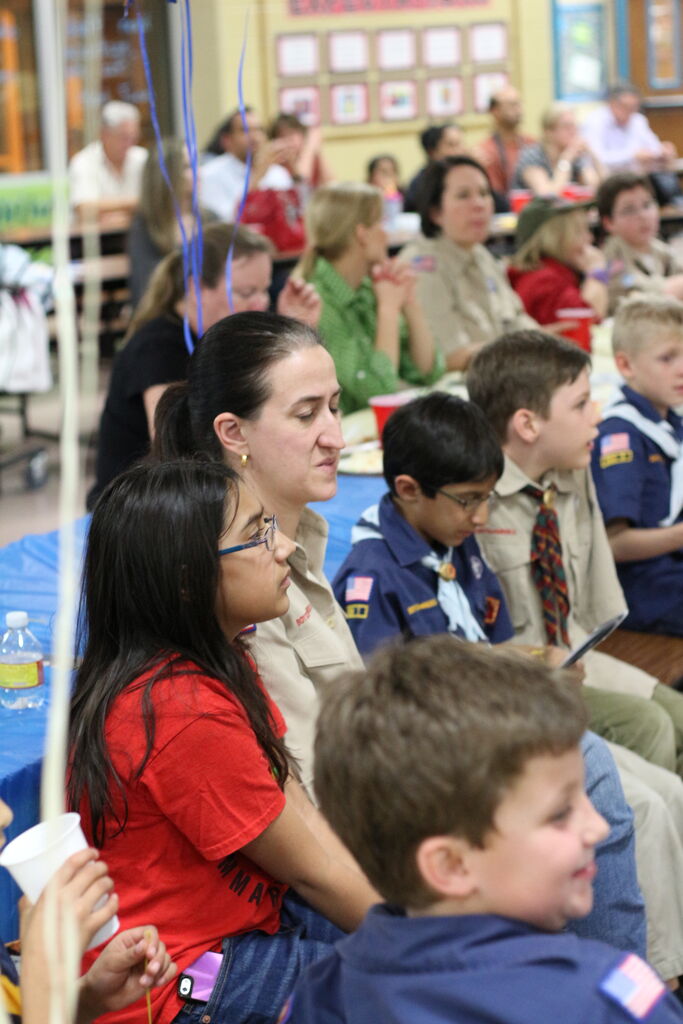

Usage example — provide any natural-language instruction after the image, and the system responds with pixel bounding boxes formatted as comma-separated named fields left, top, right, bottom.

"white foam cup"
left=0, top=812, right=119, bottom=950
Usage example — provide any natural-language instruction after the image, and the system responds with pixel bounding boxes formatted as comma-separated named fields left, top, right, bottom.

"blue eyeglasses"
left=219, top=514, right=278, bottom=556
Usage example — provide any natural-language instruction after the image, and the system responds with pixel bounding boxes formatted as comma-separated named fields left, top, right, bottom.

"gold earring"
left=240, top=453, right=249, bottom=467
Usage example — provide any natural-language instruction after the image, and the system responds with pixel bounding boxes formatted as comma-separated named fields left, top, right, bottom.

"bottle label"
left=0, top=661, right=44, bottom=689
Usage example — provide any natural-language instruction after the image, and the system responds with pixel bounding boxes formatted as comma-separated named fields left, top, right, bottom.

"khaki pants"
left=584, top=685, right=678, bottom=774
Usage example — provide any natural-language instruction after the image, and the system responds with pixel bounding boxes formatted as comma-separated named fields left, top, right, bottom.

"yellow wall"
left=190, top=0, right=557, bottom=183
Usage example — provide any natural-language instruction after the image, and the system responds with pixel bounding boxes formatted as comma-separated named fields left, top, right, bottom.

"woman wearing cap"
left=398, top=155, right=535, bottom=372
left=508, top=196, right=609, bottom=326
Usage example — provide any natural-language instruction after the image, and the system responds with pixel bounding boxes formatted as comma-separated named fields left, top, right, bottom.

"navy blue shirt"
left=332, top=493, right=513, bottom=656
left=591, top=385, right=683, bottom=634
left=282, top=905, right=681, bottom=1024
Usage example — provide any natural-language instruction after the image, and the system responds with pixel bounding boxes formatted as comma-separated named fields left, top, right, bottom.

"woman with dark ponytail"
left=153, top=311, right=364, bottom=797
left=69, top=459, right=376, bottom=1024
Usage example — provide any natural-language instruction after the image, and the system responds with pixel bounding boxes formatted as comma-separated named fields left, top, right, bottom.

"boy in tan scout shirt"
left=467, top=329, right=683, bottom=775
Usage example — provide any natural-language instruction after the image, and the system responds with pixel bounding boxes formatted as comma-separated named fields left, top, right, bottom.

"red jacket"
left=508, top=257, right=592, bottom=325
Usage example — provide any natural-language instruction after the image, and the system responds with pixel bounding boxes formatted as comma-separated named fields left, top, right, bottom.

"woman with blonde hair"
left=90, top=222, right=320, bottom=506
left=298, top=182, right=443, bottom=415
left=512, top=104, right=603, bottom=196
left=508, top=195, right=609, bottom=326
left=127, top=138, right=216, bottom=308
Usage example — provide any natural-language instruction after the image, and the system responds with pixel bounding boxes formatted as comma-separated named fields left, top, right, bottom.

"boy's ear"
left=509, top=407, right=541, bottom=445
left=415, top=834, right=478, bottom=900
left=614, top=350, right=633, bottom=380
left=393, top=474, right=423, bottom=502
left=213, top=412, right=248, bottom=459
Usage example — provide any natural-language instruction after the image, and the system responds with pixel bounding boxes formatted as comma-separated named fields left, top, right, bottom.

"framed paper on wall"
left=379, top=80, right=418, bottom=121
left=276, top=34, right=319, bottom=77
left=422, top=26, right=461, bottom=68
left=330, top=83, right=369, bottom=125
left=278, top=86, right=321, bottom=127
left=426, top=77, right=463, bottom=118
left=328, top=31, right=369, bottom=74
left=469, top=22, right=507, bottom=63
left=473, top=71, right=508, bottom=112
left=376, top=29, right=416, bottom=71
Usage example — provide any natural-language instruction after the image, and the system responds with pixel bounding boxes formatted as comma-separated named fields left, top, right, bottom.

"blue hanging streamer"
left=225, top=12, right=253, bottom=315
left=127, top=0, right=200, bottom=355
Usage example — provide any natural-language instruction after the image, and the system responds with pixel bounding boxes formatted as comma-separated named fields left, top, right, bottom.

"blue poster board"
left=553, top=3, right=607, bottom=102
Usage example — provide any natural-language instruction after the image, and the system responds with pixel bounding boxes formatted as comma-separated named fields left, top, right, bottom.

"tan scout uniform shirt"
left=398, top=235, right=535, bottom=358
left=477, top=455, right=656, bottom=698
left=604, top=235, right=683, bottom=314
left=249, top=507, right=363, bottom=797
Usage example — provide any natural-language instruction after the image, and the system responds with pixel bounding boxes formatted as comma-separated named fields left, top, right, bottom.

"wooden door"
left=625, top=0, right=683, bottom=155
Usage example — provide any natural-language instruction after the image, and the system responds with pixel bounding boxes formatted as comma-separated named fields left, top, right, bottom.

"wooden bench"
left=597, top=629, right=683, bottom=687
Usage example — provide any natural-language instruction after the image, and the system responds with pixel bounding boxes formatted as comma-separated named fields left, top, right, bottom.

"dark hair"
left=204, top=107, right=251, bottom=155
left=467, top=329, right=591, bottom=442
left=596, top=171, right=654, bottom=220
left=420, top=122, right=458, bottom=156
left=607, top=82, right=641, bottom=102
left=68, top=460, right=290, bottom=846
left=269, top=111, right=306, bottom=138
left=153, top=311, right=321, bottom=463
left=315, top=636, right=587, bottom=909
left=382, top=393, right=503, bottom=496
left=366, top=153, right=400, bottom=181
left=417, top=155, right=492, bottom=237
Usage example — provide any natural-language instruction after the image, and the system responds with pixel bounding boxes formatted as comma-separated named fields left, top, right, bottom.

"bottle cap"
left=6, top=611, right=29, bottom=629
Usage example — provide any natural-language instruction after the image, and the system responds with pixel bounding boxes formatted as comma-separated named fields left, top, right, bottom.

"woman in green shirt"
left=297, top=183, right=443, bottom=415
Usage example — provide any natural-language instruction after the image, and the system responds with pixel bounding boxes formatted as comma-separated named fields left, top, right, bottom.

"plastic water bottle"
left=0, top=612, right=45, bottom=710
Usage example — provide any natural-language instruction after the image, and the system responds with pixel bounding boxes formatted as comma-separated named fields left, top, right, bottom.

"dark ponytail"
left=153, top=311, right=322, bottom=463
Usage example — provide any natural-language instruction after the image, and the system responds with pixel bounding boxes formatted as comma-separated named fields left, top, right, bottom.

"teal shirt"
left=310, top=257, right=444, bottom=415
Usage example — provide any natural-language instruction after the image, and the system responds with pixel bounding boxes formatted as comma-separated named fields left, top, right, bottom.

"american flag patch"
left=601, top=432, right=630, bottom=455
left=411, top=255, right=436, bottom=272
left=346, top=576, right=374, bottom=602
left=599, top=954, right=666, bottom=1019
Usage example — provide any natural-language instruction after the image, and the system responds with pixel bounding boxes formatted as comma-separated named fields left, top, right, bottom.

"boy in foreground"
left=591, top=295, right=683, bottom=637
left=281, top=638, right=682, bottom=1023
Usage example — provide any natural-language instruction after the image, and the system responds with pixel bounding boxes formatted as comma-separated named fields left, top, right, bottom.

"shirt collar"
left=376, top=492, right=437, bottom=567
left=290, top=505, right=328, bottom=573
left=621, top=383, right=683, bottom=435
left=496, top=453, right=576, bottom=498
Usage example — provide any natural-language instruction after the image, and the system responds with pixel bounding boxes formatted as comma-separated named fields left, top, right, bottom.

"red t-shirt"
left=78, top=659, right=287, bottom=1024
left=508, top=258, right=592, bottom=325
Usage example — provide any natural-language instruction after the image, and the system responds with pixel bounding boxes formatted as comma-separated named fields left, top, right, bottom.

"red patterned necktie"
left=522, top=483, right=571, bottom=646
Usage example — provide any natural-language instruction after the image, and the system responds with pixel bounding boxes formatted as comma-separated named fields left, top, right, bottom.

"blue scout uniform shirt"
left=279, top=905, right=682, bottom=1024
left=591, top=384, right=683, bottom=635
left=331, top=492, right=513, bottom=656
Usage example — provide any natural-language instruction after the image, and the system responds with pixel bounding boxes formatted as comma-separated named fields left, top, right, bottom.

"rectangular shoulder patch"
left=407, top=598, right=438, bottom=615
left=410, top=255, right=436, bottom=273
left=346, top=603, right=369, bottom=620
left=346, top=576, right=374, bottom=602
left=484, top=596, right=500, bottom=625
left=601, top=432, right=630, bottom=455
left=599, top=954, right=666, bottom=1020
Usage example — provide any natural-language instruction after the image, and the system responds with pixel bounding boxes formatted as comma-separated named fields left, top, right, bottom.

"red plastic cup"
left=555, top=308, right=595, bottom=352
left=509, top=189, right=533, bottom=213
left=369, top=392, right=419, bottom=442
left=561, top=185, right=595, bottom=202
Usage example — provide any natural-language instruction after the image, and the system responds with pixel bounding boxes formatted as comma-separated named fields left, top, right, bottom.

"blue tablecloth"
left=0, top=474, right=385, bottom=939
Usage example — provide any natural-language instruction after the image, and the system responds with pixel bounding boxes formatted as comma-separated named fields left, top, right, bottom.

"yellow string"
left=144, top=928, right=153, bottom=1024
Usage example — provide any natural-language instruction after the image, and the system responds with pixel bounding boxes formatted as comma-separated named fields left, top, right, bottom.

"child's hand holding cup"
left=0, top=812, right=119, bottom=950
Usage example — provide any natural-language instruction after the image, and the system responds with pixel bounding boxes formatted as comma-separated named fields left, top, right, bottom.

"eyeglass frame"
left=435, top=488, right=495, bottom=512
left=219, top=514, right=278, bottom=556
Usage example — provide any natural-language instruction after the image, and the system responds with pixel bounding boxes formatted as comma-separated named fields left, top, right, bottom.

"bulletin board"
left=265, top=0, right=515, bottom=135
left=552, top=4, right=607, bottom=101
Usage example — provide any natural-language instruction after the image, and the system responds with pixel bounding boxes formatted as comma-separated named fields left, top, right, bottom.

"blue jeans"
left=172, top=892, right=342, bottom=1024
left=568, top=731, right=646, bottom=958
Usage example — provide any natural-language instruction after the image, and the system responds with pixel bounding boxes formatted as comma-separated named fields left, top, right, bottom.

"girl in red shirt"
left=68, top=460, right=376, bottom=1024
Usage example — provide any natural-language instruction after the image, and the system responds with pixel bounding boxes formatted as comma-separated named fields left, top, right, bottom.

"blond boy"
left=591, top=295, right=683, bottom=637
